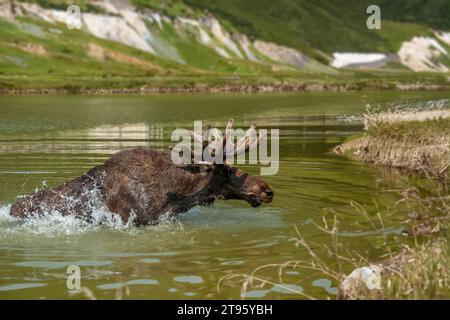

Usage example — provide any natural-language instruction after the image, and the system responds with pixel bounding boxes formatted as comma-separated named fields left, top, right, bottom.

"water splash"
left=0, top=204, right=137, bottom=237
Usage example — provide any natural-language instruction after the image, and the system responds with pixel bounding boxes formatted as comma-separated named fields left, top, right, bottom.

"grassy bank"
left=330, top=100, right=450, bottom=299
left=2, top=71, right=450, bottom=94
left=334, top=108, right=450, bottom=179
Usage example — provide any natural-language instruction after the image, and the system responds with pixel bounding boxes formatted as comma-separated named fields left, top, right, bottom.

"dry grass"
left=218, top=178, right=450, bottom=300
left=363, top=99, right=450, bottom=130
left=335, top=100, right=450, bottom=179
left=380, top=239, right=450, bottom=299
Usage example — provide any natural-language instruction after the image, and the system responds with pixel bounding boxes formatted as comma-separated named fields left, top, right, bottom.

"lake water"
left=0, top=91, right=447, bottom=299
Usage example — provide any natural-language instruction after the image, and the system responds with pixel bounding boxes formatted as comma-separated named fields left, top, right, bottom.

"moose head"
left=170, top=119, right=274, bottom=208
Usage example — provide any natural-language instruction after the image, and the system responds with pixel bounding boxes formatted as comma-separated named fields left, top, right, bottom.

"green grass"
left=378, top=21, right=433, bottom=52
left=184, top=0, right=380, bottom=55
left=132, top=0, right=197, bottom=18
left=339, top=113, right=450, bottom=178
left=0, top=16, right=194, bottom=89
left=15, top=0, right=108, bottom=13
left=182, top=0, right=446, bottom=55
left=367, top=118, right=450, bottom=143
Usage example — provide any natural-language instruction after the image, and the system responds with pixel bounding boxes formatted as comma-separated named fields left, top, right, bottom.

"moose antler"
left=170, top=119, right=264, bottom=164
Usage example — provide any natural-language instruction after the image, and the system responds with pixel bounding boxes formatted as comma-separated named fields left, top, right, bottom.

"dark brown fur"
left=9, top=147, right=273, bottom=225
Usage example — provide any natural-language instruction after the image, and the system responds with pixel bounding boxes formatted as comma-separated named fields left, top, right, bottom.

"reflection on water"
left=0, top=123, right=163, bottom=154
left=0, top=91, right=448, bottom=299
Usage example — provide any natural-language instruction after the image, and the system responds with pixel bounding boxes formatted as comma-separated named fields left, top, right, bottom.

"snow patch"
left=331, top=53, right=387, bottom=68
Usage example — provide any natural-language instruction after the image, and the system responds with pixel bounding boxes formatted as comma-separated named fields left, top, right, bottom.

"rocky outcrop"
left=254, top=40, right=309, bottom=68
left=331, top=36, right=449, bottom=72
left=1, top=0, right=321, bottom=70
left=398, top=36, right=449, bottom=72
left=436, top=32, right=450, bottom=46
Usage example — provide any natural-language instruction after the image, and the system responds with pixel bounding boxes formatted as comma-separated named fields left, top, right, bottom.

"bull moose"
left=9, top=120, right=274, bottom=225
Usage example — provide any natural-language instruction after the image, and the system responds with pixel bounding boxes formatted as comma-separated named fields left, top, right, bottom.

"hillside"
left=184, top=0, right=450, bottom=53
left=0, top=0, right=449, bottom=93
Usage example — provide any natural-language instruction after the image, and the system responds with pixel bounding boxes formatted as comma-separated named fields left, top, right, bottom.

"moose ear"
left=176, top=164, right=214, bottom=174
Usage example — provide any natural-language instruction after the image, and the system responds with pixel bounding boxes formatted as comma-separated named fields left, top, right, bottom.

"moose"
left=9, top=120, right=274, bottom=226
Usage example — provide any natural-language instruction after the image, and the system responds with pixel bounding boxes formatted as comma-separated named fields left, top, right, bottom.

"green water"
left=0, top=91, right=447, bottom=299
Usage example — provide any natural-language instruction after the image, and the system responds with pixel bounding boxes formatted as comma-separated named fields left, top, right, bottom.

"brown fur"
left=9, top=147, right=273, bottom=226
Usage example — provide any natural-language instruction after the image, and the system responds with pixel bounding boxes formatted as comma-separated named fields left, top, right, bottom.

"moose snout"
left=264, top=189, right=274, bottom=200
left=261, top=188, right=274, bottom=202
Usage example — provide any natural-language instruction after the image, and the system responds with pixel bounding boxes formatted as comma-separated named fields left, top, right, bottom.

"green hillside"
left=380, top=0, right=450, bottom=30
left=1, top=0, right=449, bottom=92
left=183, top=0, right=442, bottom=54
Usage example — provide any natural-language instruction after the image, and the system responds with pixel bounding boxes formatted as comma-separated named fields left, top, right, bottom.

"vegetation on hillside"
left=182, top=0, right=442, bottom=54
left=2, top=0, right=450, bottom=92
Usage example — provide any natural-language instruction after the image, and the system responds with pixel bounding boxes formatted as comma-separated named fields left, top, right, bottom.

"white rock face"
left=176, top=16, right=245, bottom=59
left=198, top=27, right=212, bottom=45
left=14, top=1, right=156, bottom=53
left=436, top=32, right=450, bottom=46
left=331, top=53, right=387, bottom=68
left=398, top=36, right=449, bottom=72
left=90, top=0, right=121, bottom=15
left=237, top=35, right=257, bottom=61
left=177, top=17, right=200, bottom=27
left=254, top=40, right=310, bottom=68
left=0, top=0, right=15, bottom=21
left=15, top=2, right=67, bottom=24
left=206, top=17, right=243, bottom=58
left=148, top=12, right=163, bottom=30
left=82, top=13, right=155, bottom=54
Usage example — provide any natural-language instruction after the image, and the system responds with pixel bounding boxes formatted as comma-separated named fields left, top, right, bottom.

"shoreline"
left=1, top=82, right=449, bottom=95
left=333, top=109, right=450, bottom=179
left=333, top=107, right=450, bottom=299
